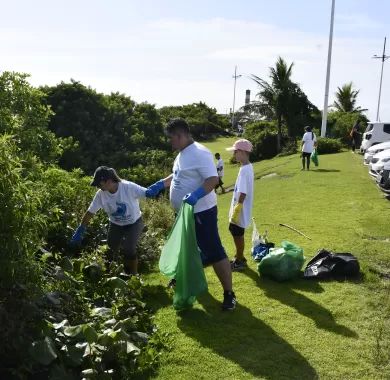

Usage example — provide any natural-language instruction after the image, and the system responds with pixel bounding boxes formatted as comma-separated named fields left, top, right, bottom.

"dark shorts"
left=194, top=206, right=227, bottom=266
left=302, top=152, right=311, bottom=158
left=107, top=217, right=144, bottom=260
left=229, top=223, right=245, bottom=237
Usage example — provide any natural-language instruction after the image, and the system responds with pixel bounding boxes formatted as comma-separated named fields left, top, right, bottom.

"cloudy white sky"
left=1, top=0, right=390, bottom=121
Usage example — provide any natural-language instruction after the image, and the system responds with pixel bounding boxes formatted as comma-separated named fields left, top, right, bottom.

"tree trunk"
left=277, top=115, right=282, bottom=152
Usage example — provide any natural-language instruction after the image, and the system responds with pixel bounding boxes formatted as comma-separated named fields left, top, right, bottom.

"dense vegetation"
left=0, top=62, right=370, bottom=378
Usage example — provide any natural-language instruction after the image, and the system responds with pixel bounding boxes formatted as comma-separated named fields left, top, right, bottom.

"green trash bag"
left=258, top=241, right=304, bottom=281
left=159, top=203, right=208, bottom=310
left=311, top=149, right=319, bottom=166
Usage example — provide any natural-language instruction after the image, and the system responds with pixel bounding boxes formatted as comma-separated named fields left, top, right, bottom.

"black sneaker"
left=222, top=291, right=237, bottom=311
left=230, top=258, right=247, bottom=271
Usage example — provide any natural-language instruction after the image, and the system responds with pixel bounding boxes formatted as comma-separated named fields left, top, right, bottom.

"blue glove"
left=70, top=224, right=86, bottom=245
left=183, top=187, right=207, bottom=206
left=145, top=180, right=165, bottom=198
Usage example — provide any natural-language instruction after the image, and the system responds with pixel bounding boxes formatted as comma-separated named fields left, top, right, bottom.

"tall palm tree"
left=333, top=82, right=367, bottom=113
left=250, top=57, right=294, bottom=152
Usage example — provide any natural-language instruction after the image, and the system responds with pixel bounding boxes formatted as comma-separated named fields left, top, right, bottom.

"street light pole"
left=232, top=65, right=242, bottom=129
left=373, top=37, right=389, bottom=122
left=321, top=0, right=336, bottom=138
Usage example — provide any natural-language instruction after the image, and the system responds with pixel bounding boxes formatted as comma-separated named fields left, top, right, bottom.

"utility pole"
left=232, top=66, right=242, bottom=129
left=321, top=0, right=335, bottom=138
left=373, top=37, right=389, bottom=122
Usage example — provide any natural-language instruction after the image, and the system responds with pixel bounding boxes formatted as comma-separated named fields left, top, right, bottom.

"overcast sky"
left=1, top=0, right=390, bottom=121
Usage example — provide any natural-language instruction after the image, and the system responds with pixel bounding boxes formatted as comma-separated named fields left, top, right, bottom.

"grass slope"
left=145, top=138, right=390, bottom=380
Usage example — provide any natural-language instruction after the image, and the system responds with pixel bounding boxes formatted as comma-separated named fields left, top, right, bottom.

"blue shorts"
left=194, top=206, right=227, bottom=266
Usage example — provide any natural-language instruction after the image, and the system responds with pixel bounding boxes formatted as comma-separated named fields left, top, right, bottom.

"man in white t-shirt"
left=146, top=118, right=236, bottom=311
left=214, top=153, right=225, bottom=194
left=301, top=126, right=317, bottom=170
left=226, top=139, right=254, bottom=271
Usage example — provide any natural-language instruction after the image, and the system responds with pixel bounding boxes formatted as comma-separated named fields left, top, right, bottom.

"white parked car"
left=360, top=122, right=390, bottom=153
left=369, top=150, right=390, bottom=177
left=376, top=160, right=390, bottom=193
left=363, top=141, right=390, bottom=165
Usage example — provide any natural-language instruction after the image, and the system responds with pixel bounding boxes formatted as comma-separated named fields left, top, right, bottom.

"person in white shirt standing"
left=214, top=153, right=225, bottom=194
left=145, top=118, right=236, bottom=311
left=301, top=126, right=317, bottom=171
left=70, top=166, right=146, bottom=275
left=226, top=139, right=254, bottom=271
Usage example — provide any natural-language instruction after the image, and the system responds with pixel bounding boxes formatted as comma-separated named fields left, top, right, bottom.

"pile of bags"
left=252, top=220, right=305, bottom=281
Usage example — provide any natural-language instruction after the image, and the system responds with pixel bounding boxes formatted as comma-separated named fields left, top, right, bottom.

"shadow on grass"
left=243, top=267, right=358, bottom=338
left=142, top=284, right=173, bottom=311
left=177, top=292, right=318, bottom=380
left=311, top=169, right=341, bottom=172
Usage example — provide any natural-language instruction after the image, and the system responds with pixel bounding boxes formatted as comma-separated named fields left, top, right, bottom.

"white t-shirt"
left=216, top=158, right=224, bottom=178
left=302, top=132, right=317, bottom=153
left=170, top=142, right=218, bottom=213
left=229, top=163, right=254, bottom=228
left=88, top=180, right=146, bottom=226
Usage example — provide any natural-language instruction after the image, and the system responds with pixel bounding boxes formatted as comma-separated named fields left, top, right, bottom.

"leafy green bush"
left=243, top=121, right=292, bottom=161
left=327, top=111, right=368, bottom=144
left=139, top=199, right=175, bottom=270
left=316, top=138, right=343, bottom=154
left=119, top=164, right=172, bottom=188
left=39, top=167, right=105, bottom=252
left=0, top=71, right=64, bottom=165
left=1, top=250, right=166, bottom=379
left=0, top=135, right=45, bottom=287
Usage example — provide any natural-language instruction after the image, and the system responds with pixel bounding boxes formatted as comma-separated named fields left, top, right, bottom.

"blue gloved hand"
left=70, top=224, right=86, bottom=245
left=183, top=187, right=207, bottom=206
left=145, top=180, right=165, bottom=198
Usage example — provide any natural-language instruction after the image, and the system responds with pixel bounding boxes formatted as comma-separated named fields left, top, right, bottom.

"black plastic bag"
left=304, top=249, right=360, bottom=279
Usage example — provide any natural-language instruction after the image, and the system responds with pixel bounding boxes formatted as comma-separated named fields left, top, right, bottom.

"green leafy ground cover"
left=145, top=138, right=390, bottom=380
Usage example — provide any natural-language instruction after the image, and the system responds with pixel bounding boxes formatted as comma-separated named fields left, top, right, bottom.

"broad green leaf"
left=91, top=307, right=112, bottom=318
left=126, top=341, right=140, bottom=354
left=105, top=276, right=127, bottom=290
left=63, top=325, right=83, bottom=338
left=29, top=336, right=58, bottom=365
left=53, top=319, right=69, bottom=330
left=103, top=318, right=117, bottom=327
left=59, top=257, right=73, bottom=272
left=82, top=325, right=98, bottom=344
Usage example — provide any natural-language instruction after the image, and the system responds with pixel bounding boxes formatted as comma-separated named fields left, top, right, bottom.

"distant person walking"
left=215, top=153, right=225, bottom=194
left=350, top=121, right=361, bottom=153
left=301, top=126, right=317, bottom=170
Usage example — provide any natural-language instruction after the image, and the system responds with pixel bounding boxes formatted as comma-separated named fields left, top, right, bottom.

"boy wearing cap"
left=70, top=166, right=146, bottom=275
left=226, top=139, right=254, bottom=271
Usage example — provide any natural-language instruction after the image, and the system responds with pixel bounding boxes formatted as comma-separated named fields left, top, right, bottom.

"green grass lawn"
left=145, top=138, right=390, bottom=380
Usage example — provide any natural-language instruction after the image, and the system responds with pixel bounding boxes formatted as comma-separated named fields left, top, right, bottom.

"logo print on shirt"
left=111, top=202, right=126, bottom=217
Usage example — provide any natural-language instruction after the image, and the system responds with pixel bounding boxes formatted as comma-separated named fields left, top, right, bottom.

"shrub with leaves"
left=10, top=251, right=167, bottom=380
left=316, top=138, right=343, bottom=154
left=0, top=135, right=45, bottom=287
left=243, top=121, right=291, bottom=161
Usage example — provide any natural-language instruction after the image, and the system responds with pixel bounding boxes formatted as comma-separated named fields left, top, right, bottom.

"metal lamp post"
left=373, top=37, right=390, bottom=122
left=321, top=0, right=336, bottom=138
left=232, top=65, right=242, bottom=129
